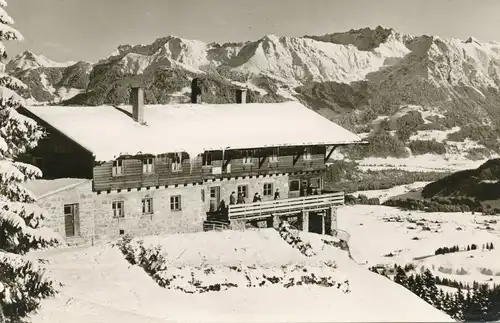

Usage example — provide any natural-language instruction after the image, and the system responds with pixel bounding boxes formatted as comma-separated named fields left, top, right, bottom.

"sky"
left=5, top=0, right=500, bottom=63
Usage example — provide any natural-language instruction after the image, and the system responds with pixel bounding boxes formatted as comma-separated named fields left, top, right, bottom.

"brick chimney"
left=236, top=87, right=247, bottom=104
left=131, top=87, right=144, bottom=123
left=191, top=78, right=202, bottom=103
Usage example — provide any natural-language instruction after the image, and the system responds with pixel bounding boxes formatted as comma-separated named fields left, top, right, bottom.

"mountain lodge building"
left=18, top=83, right=365, bottom=245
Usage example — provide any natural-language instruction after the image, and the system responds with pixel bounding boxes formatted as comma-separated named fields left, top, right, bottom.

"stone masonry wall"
left=38, top=174, right=293, bottom=244
left=93, top=184, right=207, bottom=240
left=37, top=180, right=94, bottom=243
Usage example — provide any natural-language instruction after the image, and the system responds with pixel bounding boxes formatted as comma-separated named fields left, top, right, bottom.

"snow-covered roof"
left=25, top=102, right=364, bottom=162
left=23, top=178, right=90, bottom=199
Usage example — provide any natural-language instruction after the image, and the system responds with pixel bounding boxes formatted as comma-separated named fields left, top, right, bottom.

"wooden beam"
left=259, top=155, right=268, bottom=168
left=324, top=145, right=338, bottom=163
left=293, top=150, right=304, bottom=166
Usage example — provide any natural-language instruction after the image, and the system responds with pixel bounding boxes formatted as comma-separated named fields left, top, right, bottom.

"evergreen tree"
left=453, top=287, right=465, bottom=321
left=413, top=274, right=425, bottom=298
left=467, top=245, right=471, bottom=251
left=0, top=2, right=60, bottom=321
left=394, top=265, right=408, bottom=288
left=422, top=269, right=439, bottom=306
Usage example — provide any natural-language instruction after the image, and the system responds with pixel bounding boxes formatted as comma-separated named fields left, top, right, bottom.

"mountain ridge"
left=12, top=26, right=500, bottom=161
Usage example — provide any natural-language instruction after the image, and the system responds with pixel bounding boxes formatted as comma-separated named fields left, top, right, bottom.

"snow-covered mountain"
left=16, top=26, right=500, bottom=160
left=6, top=51, right=92, bottom=103
left=7, top=50, right=76, bottom=71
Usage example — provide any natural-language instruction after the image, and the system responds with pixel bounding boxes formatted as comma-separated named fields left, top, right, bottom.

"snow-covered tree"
left=0, top=1, right=60, bottom=321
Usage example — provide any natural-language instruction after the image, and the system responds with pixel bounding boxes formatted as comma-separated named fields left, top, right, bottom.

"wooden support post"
left=321, top=212, right=326, bottom=235
left=324, top=145, right=337, bottom=163
left=302, top=210, right=309, bottom=232
left=272, top=214, right=280, bottom=229
left=330, top=205, right=338, bottom=235
left=223, top=156, right=232, bottom=172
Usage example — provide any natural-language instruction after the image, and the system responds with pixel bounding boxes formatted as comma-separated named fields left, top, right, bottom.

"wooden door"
left=209, top=186, right=221, bottom=212
left=308, top=211, right=323, bottom=234
left=64, top=204, right=79, bottom=237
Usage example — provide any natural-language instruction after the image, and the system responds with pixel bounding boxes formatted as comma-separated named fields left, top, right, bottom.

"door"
left=64, top=204, right=79, bottom=237
left=209, top=186, right=221, bottom=212
left=308, top=211, right=323, bottom=234
left=288, top=179, right=300, bottom=198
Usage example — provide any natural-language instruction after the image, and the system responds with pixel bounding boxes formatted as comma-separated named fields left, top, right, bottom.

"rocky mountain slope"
left=15, top=26, right=500, bottom=160
left=6, top=50, right=92, bottom=103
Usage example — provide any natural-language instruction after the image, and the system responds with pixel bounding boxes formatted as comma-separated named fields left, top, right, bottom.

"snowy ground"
left=339, top=205, right=500, bottom=286
left=352, top=181, right=430, bottom=203
left=27, top=229, right=452, bottom=322
left=358, top=154, right=490, bottom=173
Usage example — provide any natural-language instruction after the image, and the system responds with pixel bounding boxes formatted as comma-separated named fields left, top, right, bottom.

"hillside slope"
left=27, top=229, right=452, bottom=322
left=422, top=158, right=500, bottom=200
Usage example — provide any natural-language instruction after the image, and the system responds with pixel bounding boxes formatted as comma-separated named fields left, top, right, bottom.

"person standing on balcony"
left=274, top=188, right=280, bottom=200
left=237, top=192, right=246, bottom=204
left=229, top=191, right=236, bottom=205
left=307, top=184, right=313, bottom=196
left=253, top=192, right=261, bottom=202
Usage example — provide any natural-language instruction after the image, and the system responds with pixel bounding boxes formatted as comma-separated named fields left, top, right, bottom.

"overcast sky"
left=5, top=0, right=500, bottom=63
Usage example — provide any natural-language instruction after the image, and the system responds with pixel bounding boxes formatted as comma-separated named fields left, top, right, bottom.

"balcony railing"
left=228, top=192, right=344, bottom=221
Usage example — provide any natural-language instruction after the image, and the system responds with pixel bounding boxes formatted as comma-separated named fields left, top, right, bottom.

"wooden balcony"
left=227, top=192, right=345, bottom=221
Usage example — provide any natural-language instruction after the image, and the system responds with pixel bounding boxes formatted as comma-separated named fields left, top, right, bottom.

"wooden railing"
left=228, top=192, right=344, bottom=221
left=203, top=220, right=230, bottom=232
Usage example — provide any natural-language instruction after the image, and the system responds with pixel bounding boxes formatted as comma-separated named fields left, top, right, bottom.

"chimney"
left=191, top=78, right=202, bottom=104
left=235, top=87, right=247, bottom=104
left=131, top=87, right=144, bottom=123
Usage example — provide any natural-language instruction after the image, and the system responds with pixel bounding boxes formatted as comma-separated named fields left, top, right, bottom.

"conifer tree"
left=0, top=1, right=60, bottom=321
left=393, top=265, right=408, bottom=288
left=422, top=269, right=439, bottom=306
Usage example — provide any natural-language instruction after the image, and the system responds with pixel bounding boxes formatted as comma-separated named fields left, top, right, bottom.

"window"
left=303, top=147, right=312, bottom=160
left=289, top=180, right=300, bottom=191
left=202, top=151, right=212, bottom=166
left=269, top=148, right=279, bottom=163
left=310, top=177, right=321, bottom=188
left=112, top=160, right=123, bottom=176
left=142, top=157, right=154, bottom=173
left=171, top=152, right=182, bottom=172
left=242, top=150, right=253, bottom=164
left=142, top=198, right=153, bottom=214
left=237, top=185, right=248, bottom=198
left=112, top=201, right=124, bottom=218
left=263, top=183, right=273, bottom=196
left=170, top=195, right=181, bottom=211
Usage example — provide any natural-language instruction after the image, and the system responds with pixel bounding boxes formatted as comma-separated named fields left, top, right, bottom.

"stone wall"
left=93, top=184, right=207, bottom=240
left=37, top=180, right=94, bottom=243
left=38, top=173, right=294, bottom=244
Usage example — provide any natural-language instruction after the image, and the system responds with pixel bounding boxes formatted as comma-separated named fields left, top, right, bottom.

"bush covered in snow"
left=0, top=252, right=57, bottom=322
left=277, top=221, right=316, bottom=257
left=115, top=233, right=350, bottom=295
